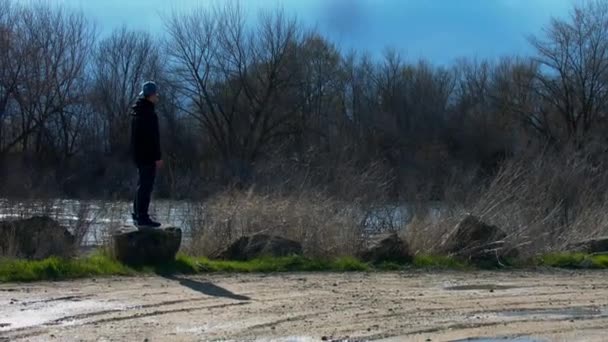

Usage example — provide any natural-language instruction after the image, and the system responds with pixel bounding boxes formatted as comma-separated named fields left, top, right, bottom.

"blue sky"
left=52, top=0, right=574, bottom=65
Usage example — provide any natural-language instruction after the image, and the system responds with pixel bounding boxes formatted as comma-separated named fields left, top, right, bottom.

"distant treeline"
left=1, top=0, right=608, bottom=200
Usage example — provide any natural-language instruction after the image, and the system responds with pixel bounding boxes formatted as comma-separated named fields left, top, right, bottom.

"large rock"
left=0, top=216, right=75, bottom=259
left=360, top=232, right=412, bottom=264
left=213, top=234, right=302, bottom=261
left=566, top=237, right=608, bottom=254
left=439, top=214, right=517, bottom=265
left=113, top=227, right=182, bottom=265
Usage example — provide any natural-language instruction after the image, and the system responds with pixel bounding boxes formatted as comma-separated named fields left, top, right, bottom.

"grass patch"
left=413, top=254, right=468, bottom=269
left=590, top=254, right=608, bottom=268
left=537, top=252, right=608, bottom=269
left=538, top=253, right=587, bottom=268
left=5, top=251, right=608, bottom=283
left=0, top=252, right=132, bottom=282
left=0, top=254, right=371, bottom=282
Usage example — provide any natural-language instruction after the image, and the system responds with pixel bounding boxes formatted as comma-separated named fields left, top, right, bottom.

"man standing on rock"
left=130, top=81, right=163, bottom=228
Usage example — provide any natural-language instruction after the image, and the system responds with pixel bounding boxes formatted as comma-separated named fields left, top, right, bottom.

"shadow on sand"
left=163, top=275, right=251, bottom=301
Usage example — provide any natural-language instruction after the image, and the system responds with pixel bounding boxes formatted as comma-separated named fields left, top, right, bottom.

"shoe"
left=136, top=216, right=162, bottom=228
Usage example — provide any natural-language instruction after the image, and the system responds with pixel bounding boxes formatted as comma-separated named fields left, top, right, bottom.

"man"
left=130, top=81, right=163, bottom=228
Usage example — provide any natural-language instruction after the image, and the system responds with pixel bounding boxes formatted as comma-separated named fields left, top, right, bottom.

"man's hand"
left=155, top=160, right=164, bottom=169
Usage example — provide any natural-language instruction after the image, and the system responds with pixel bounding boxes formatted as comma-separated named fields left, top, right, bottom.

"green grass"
left=537, top=252, right=608, bottom=269
left=3, top=251, right=608, bottom=283
left=0, top=252, right=132, bottom=282
left=0, top=254, right=371, bottom=282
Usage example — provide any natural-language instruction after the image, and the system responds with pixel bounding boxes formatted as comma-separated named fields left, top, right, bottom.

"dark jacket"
left=130, top=98, right=161, bottom=165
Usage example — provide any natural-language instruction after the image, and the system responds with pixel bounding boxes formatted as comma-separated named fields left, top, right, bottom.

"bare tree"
left=93, top=26, right=162, bottom=155
left=1, top=2, right=95, bottom=157
left=489, top=57, right=547, bottom=145
left=529, top=0, right=608, bottom=145
left=0, top=0, right=23, bottom=152
left=292, top=32, right=343, bottom=154
left=165, top=3, right=302, bottom=182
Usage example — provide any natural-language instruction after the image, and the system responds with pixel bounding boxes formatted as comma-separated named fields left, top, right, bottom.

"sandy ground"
left=1, top=270, right=608, bottom=342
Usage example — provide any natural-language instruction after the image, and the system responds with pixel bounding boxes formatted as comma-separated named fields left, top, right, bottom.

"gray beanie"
left=139, top=81, right=158, bottom=97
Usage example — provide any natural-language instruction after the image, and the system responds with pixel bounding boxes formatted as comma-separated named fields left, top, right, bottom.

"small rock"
left=438, top=214, right=518, bottom=265
left=489, top=289, right=495, bottom=293
left=359, top=232, right=412, bottom=264
left=333, top=283, right=338, bottom=287
left=113, top=227, right=182, bottom=266
left=566, top=237, right=608, bottom=254
left=0, top=216, right=75, bottom=259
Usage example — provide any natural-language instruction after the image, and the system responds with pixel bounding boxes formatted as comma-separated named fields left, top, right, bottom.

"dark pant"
left=133, top=163, right=156, bottom=220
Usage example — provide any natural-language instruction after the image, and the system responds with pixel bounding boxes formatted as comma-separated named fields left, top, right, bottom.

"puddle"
left=379, top=337, right=541, bottom=342
left=445, top=284, right=516, bottom=291
left=0, top=299, right=124, bottom=330
left=222, top=338, right=318, bottom=342
left=223, top=337, right=368, bottom=342
left=450, top=337, right=546, bottom=342
left=498, top=307, right=604, bottom=318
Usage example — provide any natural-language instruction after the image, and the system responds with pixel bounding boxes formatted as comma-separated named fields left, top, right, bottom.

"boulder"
left=113, top=227, right=182, bottom=265
left=360, top=232, right=412, bottom=264
left=439, top=214, right=517, bottom=265
left=213, top=234, right=302, bottom=261
left=566, top=237, right=608, bottom=254
left=0, top=216, right=75, bottom=259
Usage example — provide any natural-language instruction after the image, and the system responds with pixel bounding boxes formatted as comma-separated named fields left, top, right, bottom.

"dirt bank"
left=1, top=270, right=608, bottom=341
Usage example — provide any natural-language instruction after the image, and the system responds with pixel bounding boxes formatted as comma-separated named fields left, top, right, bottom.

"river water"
left=0, top=199, right=196, bottom=245
left=0, top=198, right=443, bottom=246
